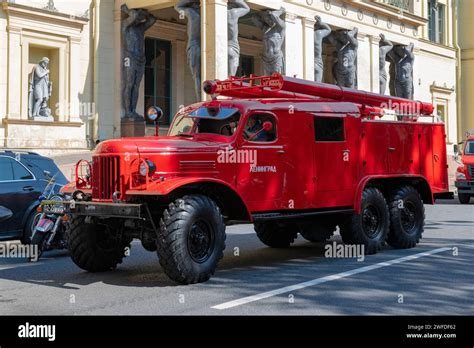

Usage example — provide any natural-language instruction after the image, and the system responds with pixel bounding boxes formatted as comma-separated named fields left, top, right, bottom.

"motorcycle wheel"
left=30, top=232, right=47, bottom=261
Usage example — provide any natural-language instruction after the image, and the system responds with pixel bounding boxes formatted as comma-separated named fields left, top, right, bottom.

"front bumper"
left=455, top=180, right=474, bottom=194
left=41, top=200, right=143, bottom=219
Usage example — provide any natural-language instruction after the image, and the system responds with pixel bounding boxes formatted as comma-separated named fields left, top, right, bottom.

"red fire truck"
left=454, top=134, right=474, bottom=204
left=55, top=74, right=451, bottom=284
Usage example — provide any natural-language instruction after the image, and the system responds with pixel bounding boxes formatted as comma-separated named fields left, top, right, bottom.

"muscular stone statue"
left=228, top=0, right=250, bottom=76
left=121, top=4, right=156, bottom=120
left=328, top=27, right=358, bottom=88
left=175, top=0, right=201, bottom=101
left=388, top=43, right=415, bottom=99
left=379, top=33, right=393, bottom=95
left=252, top=7, right=286, bottom=75
left=29, top=57, right=52, bottom=118
left=314, top=16, right=331, bottom=83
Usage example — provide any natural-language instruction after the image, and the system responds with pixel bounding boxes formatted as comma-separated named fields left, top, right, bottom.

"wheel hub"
left=362, top=205, right=381, bottom=239
left=401, top=201, right=417, bottom=233
left=188, top=219, right=214, bottom=263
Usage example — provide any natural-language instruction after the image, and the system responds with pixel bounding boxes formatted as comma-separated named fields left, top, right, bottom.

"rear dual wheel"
left=340, top=187, right=389, bottom=255
left=386, top=186, right=424, bottom=249
left=340, top=185, right=424, bottom=254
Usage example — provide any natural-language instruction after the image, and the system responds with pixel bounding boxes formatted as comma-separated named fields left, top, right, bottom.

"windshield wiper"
left=177, top=132, right=194, bottom=137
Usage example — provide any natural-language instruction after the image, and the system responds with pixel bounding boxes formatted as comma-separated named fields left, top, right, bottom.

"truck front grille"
left=92, top=156, right=121, bottom=200
left=469, top=165, right=474, bottom=179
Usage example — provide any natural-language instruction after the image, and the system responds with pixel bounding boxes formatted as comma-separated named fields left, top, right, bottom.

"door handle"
left=388, top=147, right=396, bottom=151
left=276, top=150, right=285, bottom=154
left=23, top=186, right=34, bottom=192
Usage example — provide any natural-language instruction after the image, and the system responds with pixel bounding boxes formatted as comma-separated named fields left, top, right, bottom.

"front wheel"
left=30, top=231, right=47, bottom=261
left=157, top=195, right=226, bottom=284
left=340, top=187, right=390, bottom=255
left=67, top=216, right=130, bottom=272
left=387, top=186, right=425, bottom=249
left=458, top=193, right=471, bottom=204
left=21, top=210, right=41, bottom=245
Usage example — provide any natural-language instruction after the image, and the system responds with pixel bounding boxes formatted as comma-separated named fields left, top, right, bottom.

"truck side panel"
left=431, top=124, right=449, bottom=192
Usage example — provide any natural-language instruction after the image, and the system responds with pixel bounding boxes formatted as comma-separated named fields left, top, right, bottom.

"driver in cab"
left=244, top=117, right=267, bottom=141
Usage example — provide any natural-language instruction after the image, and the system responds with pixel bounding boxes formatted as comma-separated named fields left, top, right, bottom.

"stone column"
left=172, top=39, right=186, bottom=116
left=7, top=26, right=21, bottom=119
left=284, top=13, right=303, bottom=77
left=69, top=36, right=82, bottom=122
left=356, top=32, right=370, bottom=91
left=203, top=0, right=228, bottom=86
left=369, top=34, right=380, bottom=94
left=302, top=17, right=315, bottom=81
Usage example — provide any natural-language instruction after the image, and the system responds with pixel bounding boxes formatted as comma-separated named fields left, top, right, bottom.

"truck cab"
left=57, top=74, right=451, bottom=284
left=454, top=134, right=474, bottom=204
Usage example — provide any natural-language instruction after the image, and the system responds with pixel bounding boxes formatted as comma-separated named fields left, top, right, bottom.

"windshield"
left=465, top=141, right=474, bottom=155
left=169, top=107, right=241, bottom=137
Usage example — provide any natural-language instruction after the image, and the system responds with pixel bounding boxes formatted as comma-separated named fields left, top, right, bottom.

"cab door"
left=312, top=114, right=359, bottom=207
left=236, top=112, right=285, bottom=211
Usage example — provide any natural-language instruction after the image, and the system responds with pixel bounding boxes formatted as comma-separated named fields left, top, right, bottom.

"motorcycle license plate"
left=36, top=218, right=55, bottom=233
left=41, top=202, right=65, bottom=214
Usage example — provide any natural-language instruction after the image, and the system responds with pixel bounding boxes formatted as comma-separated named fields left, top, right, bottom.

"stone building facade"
left=0, top=0, right=467, bottom=154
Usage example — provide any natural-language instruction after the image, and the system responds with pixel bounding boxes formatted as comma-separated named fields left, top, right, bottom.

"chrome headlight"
left=456, top=171, right=466, bottom=180
left=139, top=160, right=156, bottom=177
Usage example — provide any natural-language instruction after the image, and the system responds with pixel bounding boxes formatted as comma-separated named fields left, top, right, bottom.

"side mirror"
left=453, top=144, right=458, bottom=154
left=0, top=206, right=13, bottom=222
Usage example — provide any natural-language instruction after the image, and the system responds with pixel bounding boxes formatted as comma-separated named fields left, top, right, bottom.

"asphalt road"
left=0, top=200, right=472, bottom=315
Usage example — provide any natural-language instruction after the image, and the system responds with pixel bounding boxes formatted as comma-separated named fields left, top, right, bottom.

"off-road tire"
left=157, top=195, right=226, bottom=284
left=300, top=221, right=336, bottom=243
left=254, top=221, right=298, bottom=248
left=340, top=187, right=389, bottom=255
left=67, top=216, right=129, bottom=272
left=21, top=210, right=41, bottom=245
left=458, top=193, right=471, bottom=204
left=387, top=186, right=425, bottom=249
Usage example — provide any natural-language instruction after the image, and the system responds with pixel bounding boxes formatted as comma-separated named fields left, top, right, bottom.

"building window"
left=314, top=116, right=345, bottom=142
left=145, top=38, right=171, bottom=125
left=428, top=0, right=446, bottom=44
left=236, top=55, right=255, bottom=77
left=378, top=0, right=411, bottom=12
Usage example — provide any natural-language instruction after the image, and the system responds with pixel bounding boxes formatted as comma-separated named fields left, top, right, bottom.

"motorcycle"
left=30, top=171, right=69, bottom=260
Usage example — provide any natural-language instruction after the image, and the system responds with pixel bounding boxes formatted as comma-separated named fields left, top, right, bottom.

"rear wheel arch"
left=354, top=176, right=433, bottom=212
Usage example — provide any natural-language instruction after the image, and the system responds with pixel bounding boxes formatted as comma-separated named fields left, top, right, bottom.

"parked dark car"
left=0, top=150, right=68, bottom=243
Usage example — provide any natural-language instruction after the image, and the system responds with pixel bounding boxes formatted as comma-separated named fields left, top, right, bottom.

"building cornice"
left=2, top=2, right=89, bottom=29
left=339, top=0, right=428, bottom=27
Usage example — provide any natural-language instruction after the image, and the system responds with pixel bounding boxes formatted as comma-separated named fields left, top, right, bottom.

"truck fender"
left=128, top=177, right=252, bottom=222
left=353, top=175, right=434, bottom=213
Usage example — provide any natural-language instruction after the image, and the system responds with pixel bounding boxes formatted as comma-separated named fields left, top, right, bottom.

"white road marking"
left=0, top=261, right=45, bottom=271
left=212, top=247, right=452, bottom=310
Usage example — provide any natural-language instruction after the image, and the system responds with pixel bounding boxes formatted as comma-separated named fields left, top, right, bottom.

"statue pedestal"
left=32, top=116, right=54, bottom=122
left=121, top=119, right=145, bottom=138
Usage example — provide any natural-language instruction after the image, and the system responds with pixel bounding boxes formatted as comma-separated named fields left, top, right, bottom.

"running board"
left=251, top=208, right=354, bottom=222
